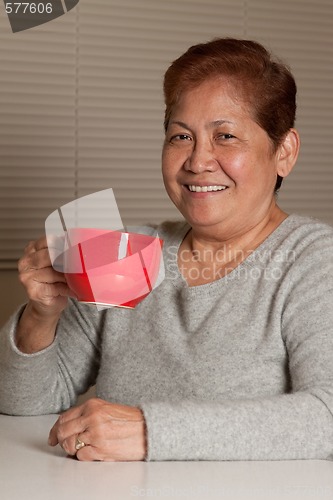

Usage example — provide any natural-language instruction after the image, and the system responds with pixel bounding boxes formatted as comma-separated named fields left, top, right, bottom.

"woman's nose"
left=184, top=141, right=218, bottom=173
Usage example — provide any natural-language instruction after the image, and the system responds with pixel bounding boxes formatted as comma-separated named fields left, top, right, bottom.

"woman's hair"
left=163, top=38, right=297, bottom=192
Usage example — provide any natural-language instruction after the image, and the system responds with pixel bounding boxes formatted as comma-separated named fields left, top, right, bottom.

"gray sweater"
left=1, top=214, right=333, bottom=461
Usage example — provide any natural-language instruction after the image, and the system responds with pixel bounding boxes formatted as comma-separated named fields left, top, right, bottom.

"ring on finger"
left=75, top=436, right=86, bottom=451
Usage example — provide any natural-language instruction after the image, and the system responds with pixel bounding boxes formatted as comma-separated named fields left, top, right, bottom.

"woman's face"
left=162, top=77, right=283, bottom=237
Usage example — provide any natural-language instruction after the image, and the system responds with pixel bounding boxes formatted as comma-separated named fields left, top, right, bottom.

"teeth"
left=188, top=185, right=227, bottom=192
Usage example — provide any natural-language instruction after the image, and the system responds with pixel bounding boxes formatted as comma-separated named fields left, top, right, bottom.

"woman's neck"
left=178, top=205, right=288, bottom=286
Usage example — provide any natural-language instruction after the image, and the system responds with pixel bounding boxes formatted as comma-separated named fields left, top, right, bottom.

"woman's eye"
left=170, top=134, right=192, bottom=142
left=216, top=133, right=235, bottom=140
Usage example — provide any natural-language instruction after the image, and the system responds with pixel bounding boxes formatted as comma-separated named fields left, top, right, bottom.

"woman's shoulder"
left=252, top=213, right=333, bottom=271
left=281, top=213, right=333, bottom=245
left=274, top=213, right=333, bottom=269
left=285, top=213, right=333, bottom=231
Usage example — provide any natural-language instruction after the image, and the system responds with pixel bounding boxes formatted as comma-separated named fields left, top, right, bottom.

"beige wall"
left=0, top=270, right=27, bottom=328
left=1, top=0, right=332, bottom=329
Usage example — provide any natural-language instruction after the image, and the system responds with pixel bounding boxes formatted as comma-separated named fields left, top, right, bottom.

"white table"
left=0, top=414, right=332, bottom=500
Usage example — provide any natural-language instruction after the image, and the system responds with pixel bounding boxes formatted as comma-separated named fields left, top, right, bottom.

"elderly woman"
left=0, top=38, right=333, bottom=462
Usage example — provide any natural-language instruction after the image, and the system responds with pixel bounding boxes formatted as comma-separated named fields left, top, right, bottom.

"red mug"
left=62, top=228, right=163, bottom=308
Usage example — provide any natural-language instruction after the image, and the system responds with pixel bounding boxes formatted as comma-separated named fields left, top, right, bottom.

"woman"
left=0, top=38, right=333, bottom=462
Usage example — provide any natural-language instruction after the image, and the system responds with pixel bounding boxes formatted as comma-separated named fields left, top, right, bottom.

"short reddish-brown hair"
left=163, top=38, right=297, bottom=191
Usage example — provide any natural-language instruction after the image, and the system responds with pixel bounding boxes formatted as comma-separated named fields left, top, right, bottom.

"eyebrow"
left=169, top=121, right=192, bottom=131
left=210, top=119, right=234, bottom=127
left=169, top=119, right=234, bottom=130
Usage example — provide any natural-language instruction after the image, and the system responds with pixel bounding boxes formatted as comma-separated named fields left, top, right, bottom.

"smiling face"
left=162, top=77, right=290, bottom=239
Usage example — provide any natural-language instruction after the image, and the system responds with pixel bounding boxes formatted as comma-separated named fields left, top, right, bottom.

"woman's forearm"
left=142, top=392, right=333, bottom=461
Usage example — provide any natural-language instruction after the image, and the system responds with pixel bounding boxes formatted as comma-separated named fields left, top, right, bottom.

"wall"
left=0, top=270, right=27, bottom=327
left=0, top=0, right=332, bottom=326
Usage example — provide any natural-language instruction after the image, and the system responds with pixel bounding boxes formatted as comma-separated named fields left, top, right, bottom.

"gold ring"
left=75, top=437, right=86, bottom=451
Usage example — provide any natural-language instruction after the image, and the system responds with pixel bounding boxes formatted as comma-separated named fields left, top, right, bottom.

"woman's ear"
left=276, top=128, right=300, bottom=178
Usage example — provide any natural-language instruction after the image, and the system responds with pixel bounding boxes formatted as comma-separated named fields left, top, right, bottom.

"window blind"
left=76, top=0, right=245, bottom=224
left=0, top=9, right=77, bottom=268
left=246, top=0, right=333, bottom=223
left=0, top=0, right=332, bottom=270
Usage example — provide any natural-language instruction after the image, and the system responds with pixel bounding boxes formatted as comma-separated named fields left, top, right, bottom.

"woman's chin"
left=183, top=212, right=227, bottom=230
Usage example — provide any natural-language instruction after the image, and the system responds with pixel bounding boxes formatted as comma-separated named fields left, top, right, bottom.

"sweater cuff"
left=140, top=401, right=205, bottom=461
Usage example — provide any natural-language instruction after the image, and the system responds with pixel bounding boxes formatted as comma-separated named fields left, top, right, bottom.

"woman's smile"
left=186, top=184, right=228, bottom=192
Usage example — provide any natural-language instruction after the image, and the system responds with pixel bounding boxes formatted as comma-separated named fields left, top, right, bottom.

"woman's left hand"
left=48, top=398, right=147, bottom=461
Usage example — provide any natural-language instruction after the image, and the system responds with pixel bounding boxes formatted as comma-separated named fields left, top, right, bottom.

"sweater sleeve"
left=141, top=229, right=333, bottom=461
left=0, top=299, right=103, bottom=416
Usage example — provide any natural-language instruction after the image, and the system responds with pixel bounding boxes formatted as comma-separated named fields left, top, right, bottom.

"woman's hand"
left=48, top=398, right=147, bottom=461
left=15, top=236, right=75, bottom=353
left=18, top=236, right=73, bottom=318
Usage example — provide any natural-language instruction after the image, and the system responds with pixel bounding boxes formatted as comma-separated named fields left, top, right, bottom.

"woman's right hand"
left=15, top=236, right=76, bottom=353
left=18, top=235, right=74, bottom=319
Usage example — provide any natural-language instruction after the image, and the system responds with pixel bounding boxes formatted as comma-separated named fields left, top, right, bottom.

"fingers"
left=18, top=234, right=74, bottom=311
left=20, top=270, right=72, bottom=305
left=48, top=399, right=147, bottom=461
left=76, top=445, right=105, bottom=462
left=19, top=249, right=52, bottom=273
left=49, top=406, right=94, bottom=457
left=60, top=426, right=144, bottom=461
left=48, top=405, right=85, bottom=446
left=23, top=236, right=48, bottom=255
left=19, top=237, right=51, bottom=273
left=33, top=236, right=49, bottom=252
